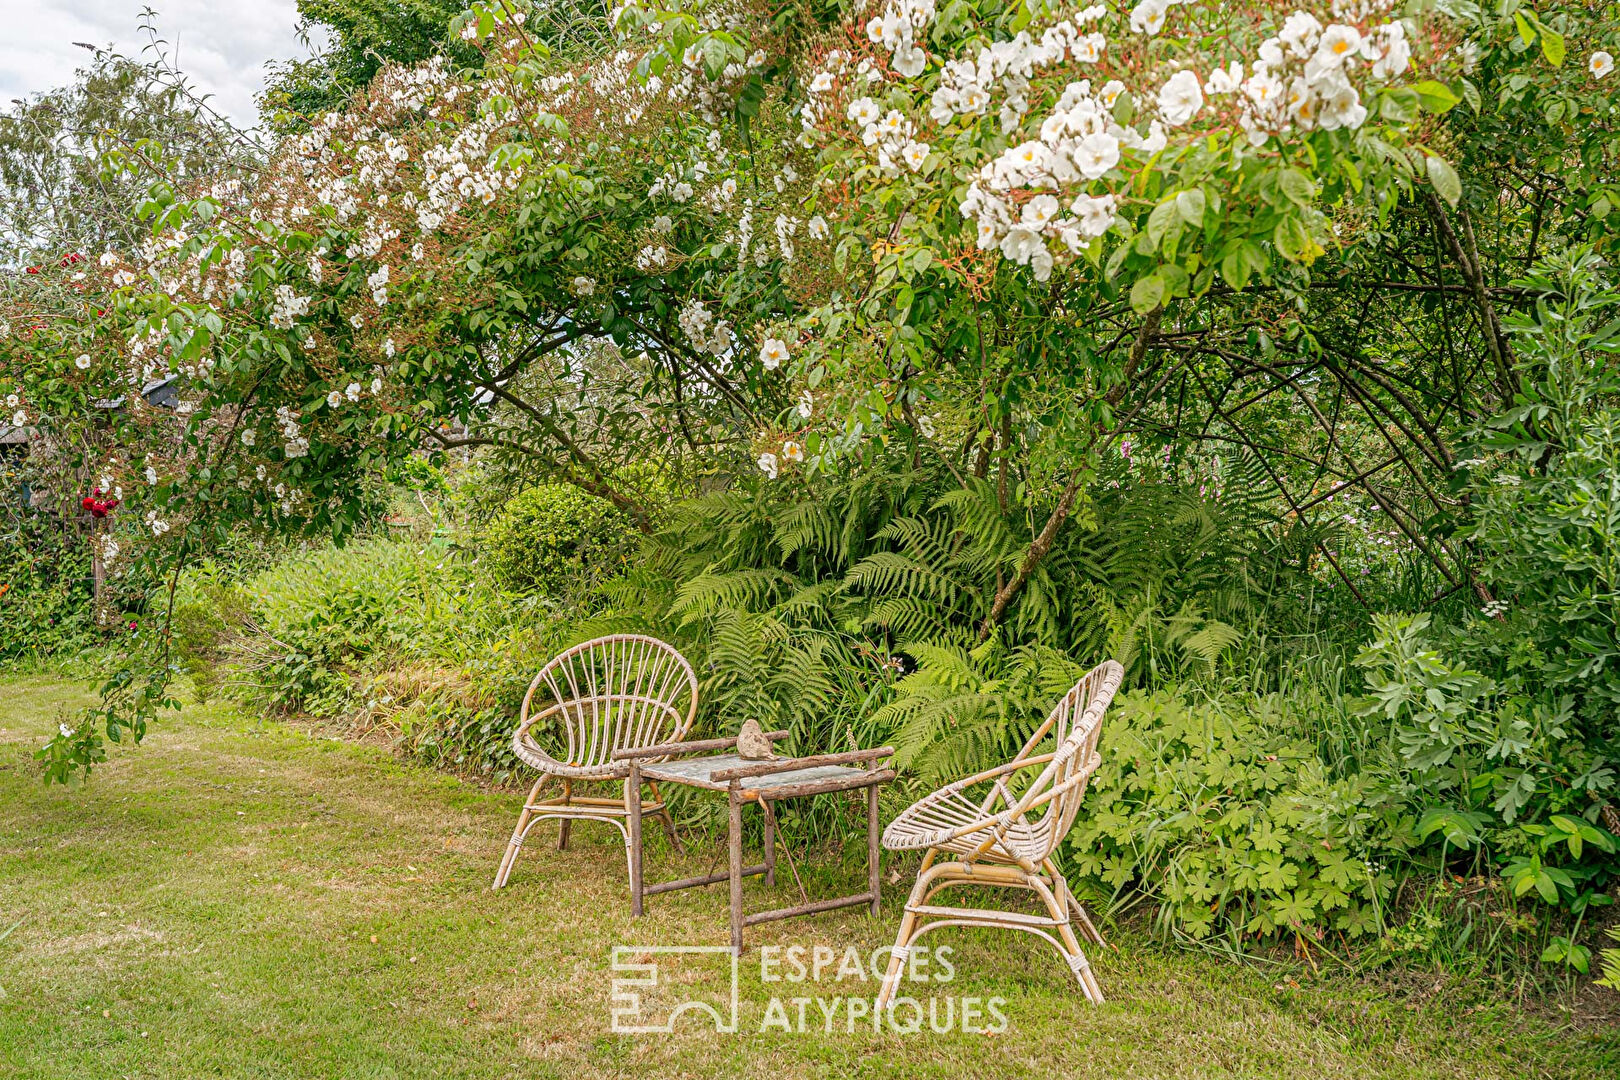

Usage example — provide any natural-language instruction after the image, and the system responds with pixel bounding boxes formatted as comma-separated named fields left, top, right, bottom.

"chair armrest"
left=711, top=746, right=894, bottom=782
left=612, top=730, right=789, bottom=762
left=941, top=752, right=1058, bottom=793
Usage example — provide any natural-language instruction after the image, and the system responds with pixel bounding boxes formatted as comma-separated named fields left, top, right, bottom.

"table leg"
left=628, top=763, right=643, bottom=917
left=762, top=798, right=776, bottom=888
left=867, top=781, right=881, bottom=916
left=729, top=782, right=744, bottom=952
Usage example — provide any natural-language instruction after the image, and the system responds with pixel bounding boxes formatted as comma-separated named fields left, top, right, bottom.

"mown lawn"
left=0, top=675, right=1614, bottom=1079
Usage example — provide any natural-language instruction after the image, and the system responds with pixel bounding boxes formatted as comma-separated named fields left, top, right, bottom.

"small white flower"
left=572, top=275, right=596, bottom=296
left=1313, top=25, right=1362, bottom=69
left=59, top=722, right=75, bottom=738
left=383, top=338, right=396, bottom=358
left=1022, top=194, right=1060, bottom=228
left=1071, top=193, right=1118, bottom=237
left=893, top=44, right=926, bottom=79
left=11, top=410, right=25, bottom=426
left=241, top=429, right=256, bottom=446
left=757, top=452, right=779, bottom=479
left=350, top=313, right=364, bottom=328
left=1073, top=132, right=1121, bottom=179
left=901, top=141, right=929, bottom=171
left=345, top=382, right=362, bottom=402
left=327, top=390, right=344, bottom=408
left=1158, top=70, right=1204, bottom=127
left=1205, top=62, right=1243, bottom=95
left=371, top=378, right=383, bottom=394
left=807, top=215, right=828, bottom=240
left=781, top=439, right=805, bottom=463
left=459, top=21, right=479, bottom=41
left=75, top=353, right=91, bottom=369
left=759, top=337, right=791, bottom=370
left=1129, top=0, right=1167, bottom=35
left=98, top=251, right=117, bottom=267
left=144, top=466, right=157, bottom=484
left=797, top=390, right=814, bottom=419
left=1592, top=51, right=1615, bottom=79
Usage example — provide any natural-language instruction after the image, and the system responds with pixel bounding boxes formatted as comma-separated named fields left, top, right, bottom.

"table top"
left=638, top=752, right=886, bottom=794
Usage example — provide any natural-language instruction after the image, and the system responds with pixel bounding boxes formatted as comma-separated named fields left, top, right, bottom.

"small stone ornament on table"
left=735, top=718, right=775, bottom=760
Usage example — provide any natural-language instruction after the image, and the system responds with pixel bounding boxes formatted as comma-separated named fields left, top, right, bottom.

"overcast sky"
left=0, top=1, right=324, bottom=127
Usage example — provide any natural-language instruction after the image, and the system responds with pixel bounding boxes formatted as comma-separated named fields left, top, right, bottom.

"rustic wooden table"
left=613, top=736, right=895, bottom=950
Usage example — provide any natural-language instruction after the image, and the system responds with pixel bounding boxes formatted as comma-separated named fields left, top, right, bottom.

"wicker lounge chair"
left=491, top=634, right=699, bottom=891
left=876, top=660, right=1123, bottom=1007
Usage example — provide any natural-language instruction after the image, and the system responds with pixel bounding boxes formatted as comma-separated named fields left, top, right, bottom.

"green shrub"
left=1067, top=684, right=1409, bottom=943
left=0, top=515, right=97, bottom=659
left=483, top=484, right=634, bottom=597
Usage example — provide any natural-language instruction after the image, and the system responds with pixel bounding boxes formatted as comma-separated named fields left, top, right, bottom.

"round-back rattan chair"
left=492, top=634, right=699, bottom=891
left=876, top=659, right=1124, bottom=1006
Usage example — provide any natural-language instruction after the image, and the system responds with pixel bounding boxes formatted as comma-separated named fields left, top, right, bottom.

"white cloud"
left=0, top=1, right=323, bottom=126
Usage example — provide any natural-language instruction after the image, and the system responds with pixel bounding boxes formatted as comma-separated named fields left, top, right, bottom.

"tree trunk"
left=978, top=308, right=1163, bottom=639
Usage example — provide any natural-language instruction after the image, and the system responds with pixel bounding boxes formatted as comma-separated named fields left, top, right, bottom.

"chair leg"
left=556, top=781, right=573, bottom=850
left=876, top=851, right=936, bottom=1011
left=492, top=778, right=546, bottom=890
left=1045, top=859, right=1107, bottom=948
left=1032, top=874, right=1104, bottom=1005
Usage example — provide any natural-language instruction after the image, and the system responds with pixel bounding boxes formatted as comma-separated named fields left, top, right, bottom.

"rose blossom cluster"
left=805, top=1, right=1426, bottom=282
left=861, top=0, right=937, bottom=79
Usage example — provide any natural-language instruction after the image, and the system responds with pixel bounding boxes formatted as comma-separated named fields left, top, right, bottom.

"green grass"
left=0, top=676, right=1614, bottom=1079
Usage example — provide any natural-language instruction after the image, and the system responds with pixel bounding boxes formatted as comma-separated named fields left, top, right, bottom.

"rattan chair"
left=875, top=660, right=1123, bottom=1007
left=491, top=634, right=699, bottom=891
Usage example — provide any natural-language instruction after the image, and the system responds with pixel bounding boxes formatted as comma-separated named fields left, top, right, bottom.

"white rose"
left=759, top=337, right=791, bottom=370
left=1157, top=70, right=1204, bottom=127
left=1073, top=131, right=1121, bottom=179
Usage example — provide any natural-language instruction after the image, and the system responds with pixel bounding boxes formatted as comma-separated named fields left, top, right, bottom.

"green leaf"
left=1273, top=217, right=1310, bottom=262
left=1513, top=11, right=1535, bottom=47
left=1279, top=168, right=1315, bottom=208
left=1130, top=273, right=1165, bottom=314
left=1159, top=263, right=1190, bottom=298
left=1175, top=189, right=1206, bottom=228
left=1534, top=870, right=1559, bottom=904
left=1146, top=199, right=1179, bottom=250
left=1459, top=78, right=1482, bottom=114
left=1426, top=155, right=1461, bottom=207
left=1539, top=27, right=1565, bottom=67
left=1412, top=81, right=1461, bottom=114
left=1220, top=248, right=1251, bottom=292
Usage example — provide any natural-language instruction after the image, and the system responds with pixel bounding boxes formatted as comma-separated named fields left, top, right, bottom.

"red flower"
left=25, top=266, right=39, bottom=274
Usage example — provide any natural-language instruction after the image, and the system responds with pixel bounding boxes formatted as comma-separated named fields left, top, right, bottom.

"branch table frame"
left=613, top=736, right=895, bottom=950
